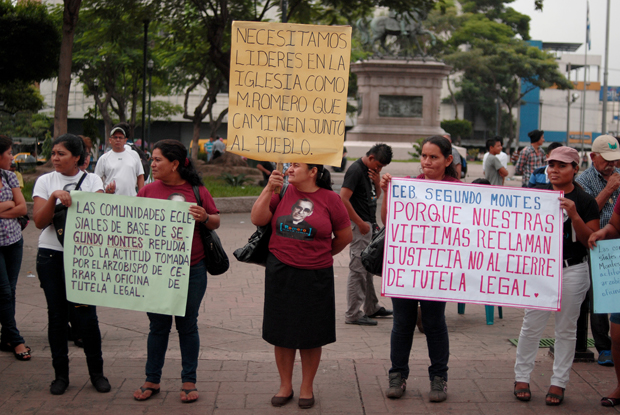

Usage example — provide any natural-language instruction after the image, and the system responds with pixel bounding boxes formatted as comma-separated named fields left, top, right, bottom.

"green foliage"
left=408, top=137, right=425, bottom=159
left=0, top=111, right=53, bottom=139
left=197, top=152, right=209, bottom=162
left=0, top=82, right=45, bottom=114
left=203, top=175, right=262, bottom=197
left=441, top=119, right=472, bottom=140
left=0, top=0, right=61, bottom=83
left=219, top=172, right=254, bottom=187
left=41, top=136, right=52, bottom=160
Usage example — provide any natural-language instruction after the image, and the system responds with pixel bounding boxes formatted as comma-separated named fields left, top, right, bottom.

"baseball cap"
left=547, top=146, right=579, bottom=165
left=592, top=135, right=620, bottom=161
left=110, top=127, right=126, bottom=137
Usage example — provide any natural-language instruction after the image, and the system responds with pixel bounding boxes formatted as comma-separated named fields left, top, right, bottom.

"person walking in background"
left=483, top=137, right=509, bottom=186
left=341, top=144, right=393, bottom=326
left=515, top=129, right=546, bottom=187
left=133, top=140, right=220, bottom=404
left=0, top=135, right=29, bottom=361
left=528, top=142, right=564, bottom=188
left=513, top=146, right=599, bottom=406
left=443, top=133, right=462, bottom=179
left=379, top=136, right=457, bottom=403
left=576, top=135, right=620, bottom=367
left=32, top=134, right=109, bottom=395
left=95, top=125, right=144, bottom=196
left=212, top=136, right=226, bottom=159
left=251, top=163, right=352, bottom=409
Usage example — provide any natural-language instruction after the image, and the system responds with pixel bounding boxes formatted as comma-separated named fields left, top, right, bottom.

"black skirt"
left=262, top=253, right=336, bottom=349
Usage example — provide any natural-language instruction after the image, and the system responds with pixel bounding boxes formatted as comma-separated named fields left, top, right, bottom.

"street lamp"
left=566, top=92, right=579, bottom=146
left=147, top=59, right=153, bottom=148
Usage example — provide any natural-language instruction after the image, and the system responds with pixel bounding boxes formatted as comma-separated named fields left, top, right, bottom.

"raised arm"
left=251, top=170, right=284, bottom=226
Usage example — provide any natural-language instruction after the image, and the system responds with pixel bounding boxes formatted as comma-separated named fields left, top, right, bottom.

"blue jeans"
left=0, top=238, right=24, bottom=346
left=36, top=248, right=104, bottom=379
left=145, top=260, right=208, bottom=384
left=389, top=297, right=449, bottom=381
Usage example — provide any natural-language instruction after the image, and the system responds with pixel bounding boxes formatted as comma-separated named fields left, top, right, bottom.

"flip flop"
left=601, top=397, right=620, bottom=407
left=513, top=382, right=531, bottom=402
left=181, top=388, right=198, bottom=404
left=545, top=387, right=565, bottom=406
left=134, top=386, right=160, bottom=401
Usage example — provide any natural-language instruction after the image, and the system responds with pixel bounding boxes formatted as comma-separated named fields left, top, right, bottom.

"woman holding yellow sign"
left=251, top=163, right=352, bottom=409
left=133, top=140, right=220, bottom=404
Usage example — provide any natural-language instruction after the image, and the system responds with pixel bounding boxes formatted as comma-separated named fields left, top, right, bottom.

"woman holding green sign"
left=133, top=140, right=220, bottom=404
left=32, top=134, right=108, bottom=396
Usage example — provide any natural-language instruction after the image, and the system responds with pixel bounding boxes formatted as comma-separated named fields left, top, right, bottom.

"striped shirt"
left=514, top=145, right=546, bottom=186
left=576, top=166, right=620, bottom=227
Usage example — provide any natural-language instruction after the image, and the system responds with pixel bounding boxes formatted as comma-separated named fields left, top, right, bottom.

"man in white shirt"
left=95, top=126, right=144, bottom=196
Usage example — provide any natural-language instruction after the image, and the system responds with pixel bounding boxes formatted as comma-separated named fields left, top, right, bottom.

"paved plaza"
left=0, top=161, right=617, bottom=414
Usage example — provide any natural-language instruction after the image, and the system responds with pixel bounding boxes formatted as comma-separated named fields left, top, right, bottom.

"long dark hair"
left=154, top=139, right=202, bottom=186
left=421, top=135, right=458, bottom=179
left=54, top=133, right=86, bottom=166
left=0, top=135, right=12, bottom=155
left=307, top=163, right=333, bottom=190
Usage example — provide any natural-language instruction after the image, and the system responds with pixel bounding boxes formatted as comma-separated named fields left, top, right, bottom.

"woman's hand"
left=380, top=173, right=392, bottom=192
left=559, top=197, right=578, bottom=220
left=52, top=190, right=73, bottom=207
left=189, top=205, right=208, bottom=224
left=105, top=180, right=116, bottom=194
left=589, top=229, right=606, bottom=249
left=266, top=170, right=284, bottom=192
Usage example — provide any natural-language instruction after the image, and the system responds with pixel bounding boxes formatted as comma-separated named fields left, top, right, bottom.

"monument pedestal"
left=347, top=59, right=450, bottom=142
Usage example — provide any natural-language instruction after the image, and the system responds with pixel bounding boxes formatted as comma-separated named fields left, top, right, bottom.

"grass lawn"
left=22, top=176, right=263, bottom=202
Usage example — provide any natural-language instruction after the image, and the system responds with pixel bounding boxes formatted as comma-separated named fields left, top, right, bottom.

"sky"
left=511, top=0, right=620, bottom=86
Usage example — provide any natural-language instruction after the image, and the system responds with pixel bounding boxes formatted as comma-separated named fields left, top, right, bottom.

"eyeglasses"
left=110, top=135, right=125, bottom=140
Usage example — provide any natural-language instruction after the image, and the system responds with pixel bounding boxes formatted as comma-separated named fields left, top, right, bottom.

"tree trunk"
left=505, top=103, right=514, bottom=155
left=446, top=74, right=458, bottom=119
left=53, top=0, right=82, bottom=138
left=191, top=118, right=201, bottom=161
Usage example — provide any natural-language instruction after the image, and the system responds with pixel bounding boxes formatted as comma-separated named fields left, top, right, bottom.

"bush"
left=408, top=137, right=425, bottom=159
left=197, top=152, right=209, bottom=162
left=218, top=172, right=253, bottom=187
left=440, top=119, right=473, bottom=143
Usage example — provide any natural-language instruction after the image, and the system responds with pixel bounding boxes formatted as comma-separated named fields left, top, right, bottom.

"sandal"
left=513, top=382, right=531, bottom=401
left=181, top=388, right=198, bottom=404
left=545, top=387, right=565, bottom=406
left=134, top=386, right=160, bottom=401
left=601, top=397, right=620, bottom=407
left=13, top=345, right=31, bottom=361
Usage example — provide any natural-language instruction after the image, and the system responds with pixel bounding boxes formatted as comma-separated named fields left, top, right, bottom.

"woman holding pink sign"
left=513, top=146, right=599, bottom=406
left=379, top=135, right=460, bottom=402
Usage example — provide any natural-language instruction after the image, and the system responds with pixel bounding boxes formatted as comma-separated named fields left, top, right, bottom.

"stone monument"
left=348, top=11, right=450, bottom=142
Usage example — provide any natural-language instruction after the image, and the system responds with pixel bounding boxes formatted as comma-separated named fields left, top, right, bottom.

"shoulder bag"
left=233, top=183, right=288, bottom=266
left=192, top=185, right=229, bottom=275
left=53, top=172, right=87, bottom=245
left=0, top=170, right=29, bottom=231
left=361, top=226, right=385, bottom=276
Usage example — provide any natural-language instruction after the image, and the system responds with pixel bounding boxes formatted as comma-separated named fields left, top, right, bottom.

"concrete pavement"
left=1, top=162, right=616, bottom=414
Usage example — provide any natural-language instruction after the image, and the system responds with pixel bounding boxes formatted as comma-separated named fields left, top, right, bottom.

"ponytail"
left=308, top=164, right=333, bottom=191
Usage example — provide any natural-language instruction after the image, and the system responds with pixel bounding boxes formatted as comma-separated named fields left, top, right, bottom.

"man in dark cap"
left=515, top=129, right=546, bottom=187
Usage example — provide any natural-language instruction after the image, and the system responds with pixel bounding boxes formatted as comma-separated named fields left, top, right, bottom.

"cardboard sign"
left=228, top=21, right=351, bottom=167
left=591, top=239, right=620, bottom=313
left=382, top=178, right=564, bottom=310
left=63, top=191, right=195, bottom=316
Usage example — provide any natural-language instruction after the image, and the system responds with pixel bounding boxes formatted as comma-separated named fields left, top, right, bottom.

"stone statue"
left=357, top=10, right=436, bottom=58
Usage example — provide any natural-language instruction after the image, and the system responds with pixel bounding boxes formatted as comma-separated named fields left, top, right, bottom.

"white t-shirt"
left=33, top=171, right=104, bottom=252
left=95, top=148, right=144, bottom=196
left=483, top=151, right=509, bottom=169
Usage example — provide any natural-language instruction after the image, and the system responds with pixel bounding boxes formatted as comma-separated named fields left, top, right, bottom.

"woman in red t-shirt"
left=251, top=163, right=352, bottom=409
left=379, top=136, right=460, bottom=402
left=133, top=140, right=220, bottom=404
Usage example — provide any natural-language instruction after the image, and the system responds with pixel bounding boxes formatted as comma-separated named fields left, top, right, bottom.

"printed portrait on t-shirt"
left=275, top=198, right=316, bottom=240
left=63, top=181, right=83, bottom=192
left=168, top=193, right=186, bottom=202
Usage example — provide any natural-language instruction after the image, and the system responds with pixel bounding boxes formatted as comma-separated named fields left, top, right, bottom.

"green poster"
left=63, top=191, right=195, bottom=316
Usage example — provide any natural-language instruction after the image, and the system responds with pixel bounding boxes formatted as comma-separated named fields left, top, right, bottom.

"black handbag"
left=192, top=185, right=229, bottom=275
left=0, top=170, right=29, bottom=230
left=53, top=172, right=87, bottom=245
left=361, top=226, right=385, bottom=276
left=233, top=183, right=287, bottom=266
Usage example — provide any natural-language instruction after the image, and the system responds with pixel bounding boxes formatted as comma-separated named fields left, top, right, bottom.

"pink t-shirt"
left=269, top=186, right=350, bottom=269
left=138, top=181, right=219, bottom=265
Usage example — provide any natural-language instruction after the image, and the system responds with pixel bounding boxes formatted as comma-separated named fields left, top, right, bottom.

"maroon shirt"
left=138, top=181, right=219, bottom=265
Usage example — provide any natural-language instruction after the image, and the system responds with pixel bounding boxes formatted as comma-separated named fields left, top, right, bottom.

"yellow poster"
left=228, top=21, right=352, bottom=167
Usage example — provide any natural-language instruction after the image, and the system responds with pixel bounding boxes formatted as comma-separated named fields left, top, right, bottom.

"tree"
left=53, top=0, right=82, bottom=138
left=0, top=0, right=60, bottom=114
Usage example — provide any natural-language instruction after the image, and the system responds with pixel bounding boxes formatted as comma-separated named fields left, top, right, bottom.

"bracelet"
left=201, top=214, right=209, bottom=224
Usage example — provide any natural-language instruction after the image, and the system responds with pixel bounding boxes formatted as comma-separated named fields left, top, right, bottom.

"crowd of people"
left=3, top=128, right=620, bottom=409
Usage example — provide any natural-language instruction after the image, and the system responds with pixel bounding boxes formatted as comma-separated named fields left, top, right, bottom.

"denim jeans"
left=36, top=248, right=104, bottom=379
left=389, top=297, right=449, bottom=381
left=145, top=260, right=208, bottom=384
left=0, top=238, right=24, bottom=346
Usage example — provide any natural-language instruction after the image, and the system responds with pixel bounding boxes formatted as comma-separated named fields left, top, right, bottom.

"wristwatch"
left=201, top=214, right=210, bottom=224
